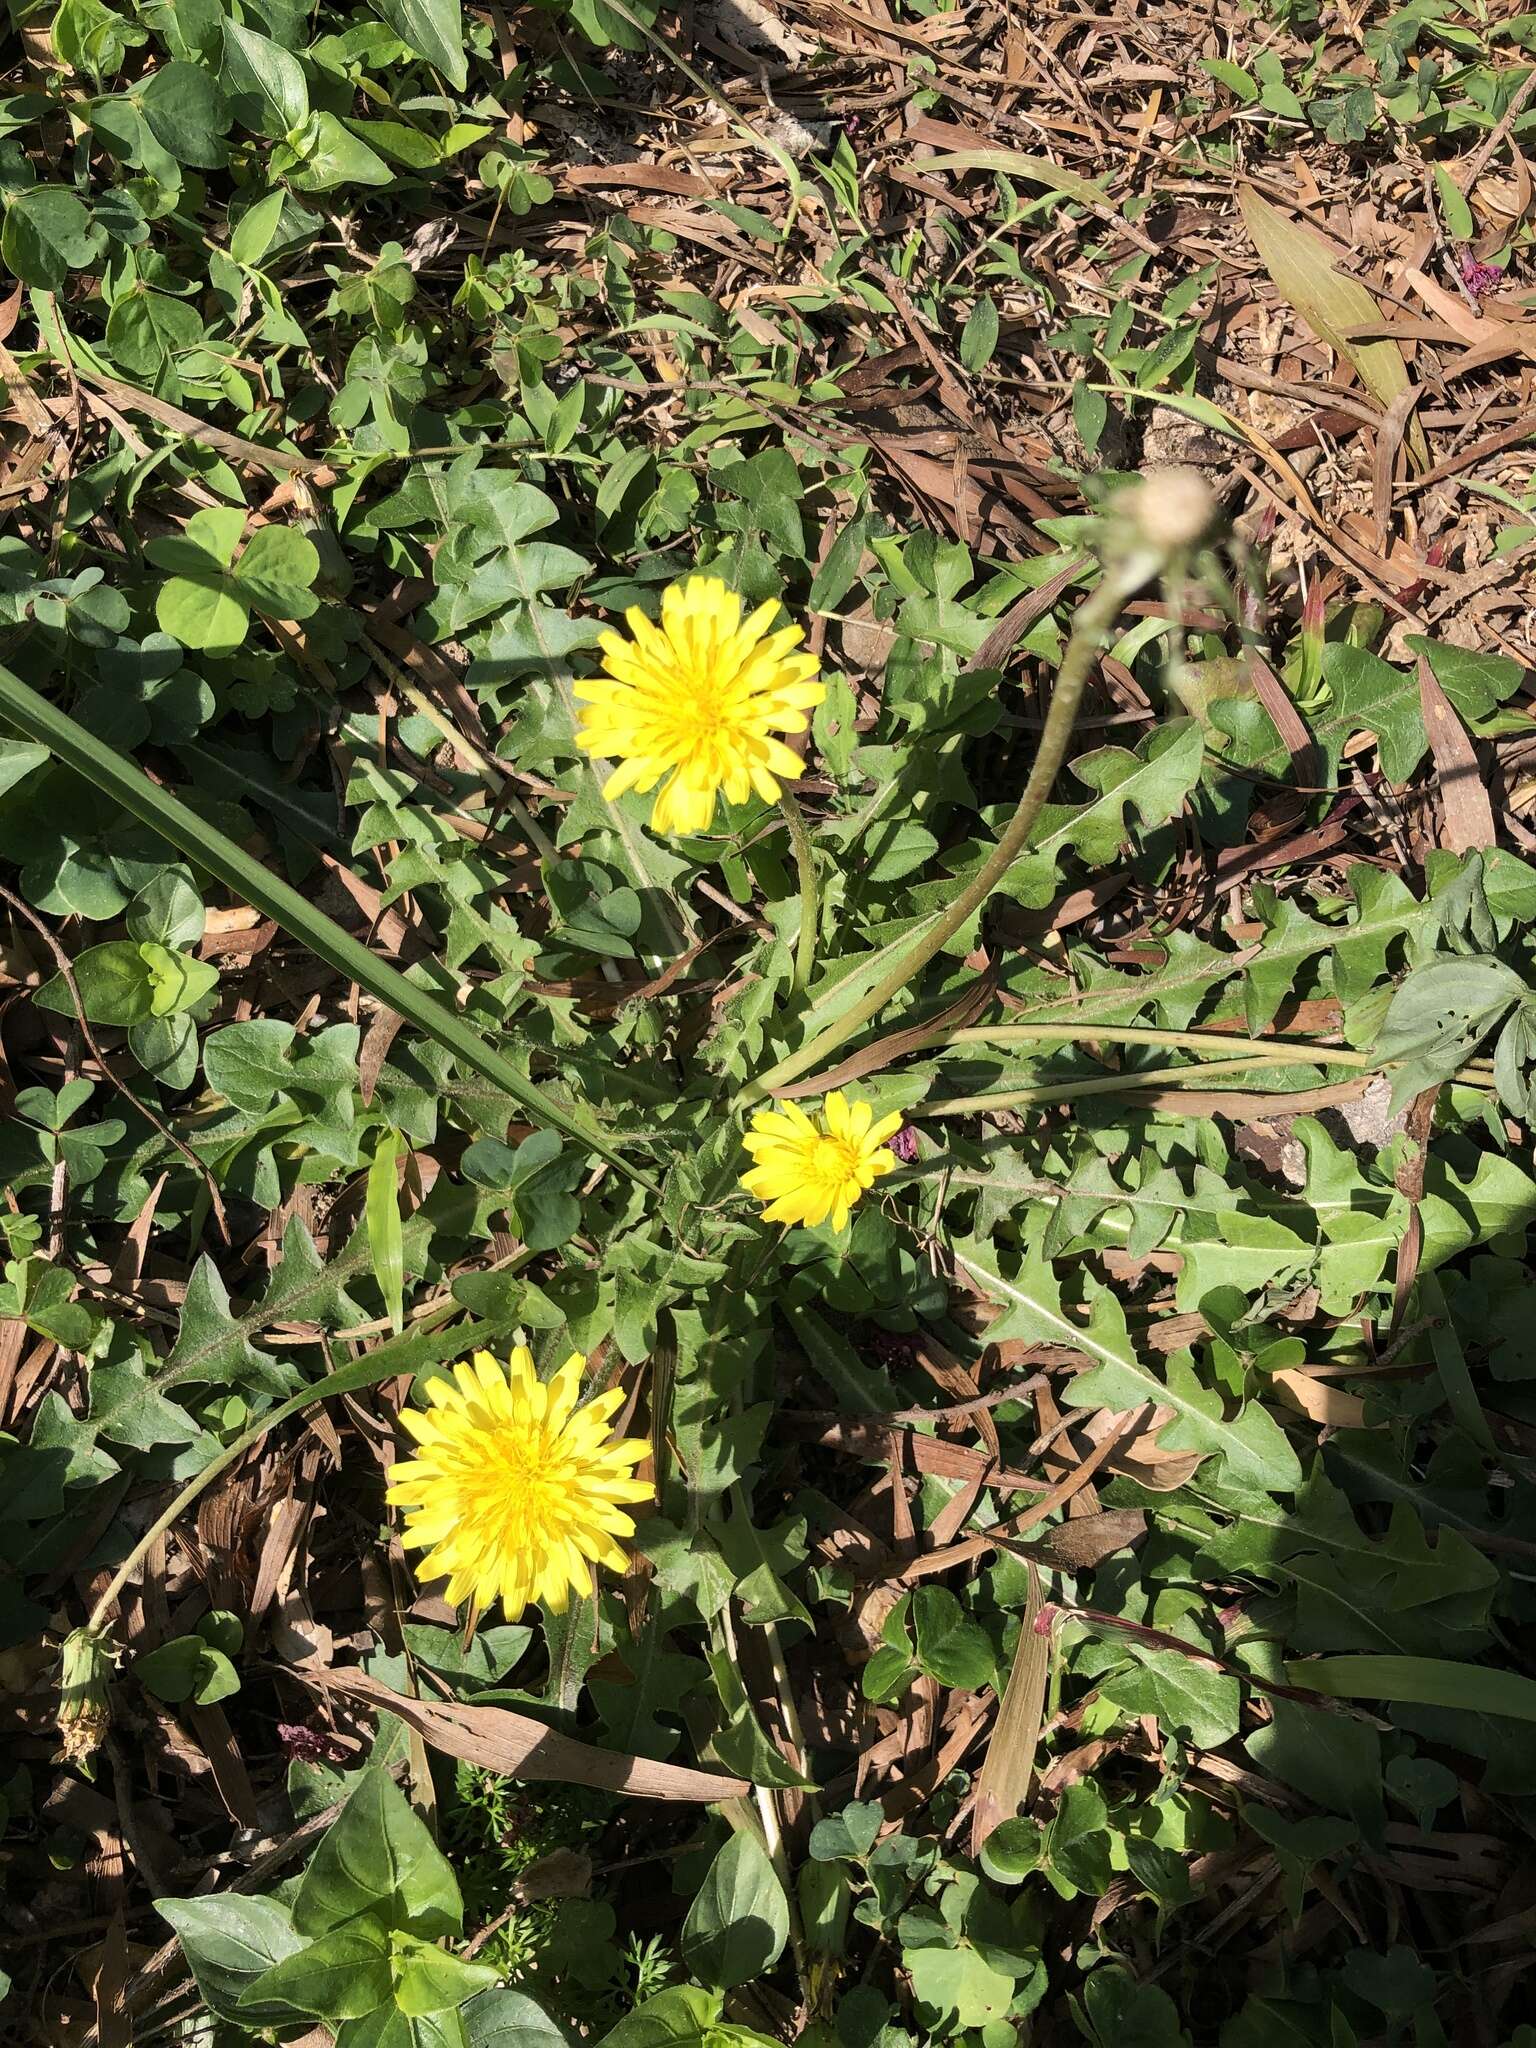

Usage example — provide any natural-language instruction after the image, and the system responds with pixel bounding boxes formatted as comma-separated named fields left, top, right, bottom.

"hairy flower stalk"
left=739, top=469, right=1218, bottom=1104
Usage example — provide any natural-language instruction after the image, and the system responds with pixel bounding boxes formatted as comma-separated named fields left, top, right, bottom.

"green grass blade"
left=366, top=1125, right=406, bottom=1336
left=0, top=664, right=660, bottom=1194
left=1289, top=1654, right=1536, bottom=1722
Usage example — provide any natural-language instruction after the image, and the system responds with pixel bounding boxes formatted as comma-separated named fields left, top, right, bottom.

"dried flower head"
left=1126, top=467, right=1217, bottom=552
left=1460, top=252, right=1502, bottom=301
left=56, top=1626, right=115, bottom=1775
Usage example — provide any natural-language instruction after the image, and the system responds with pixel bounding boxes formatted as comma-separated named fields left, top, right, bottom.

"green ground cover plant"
left=1, top=0, right=1535, bottom=2043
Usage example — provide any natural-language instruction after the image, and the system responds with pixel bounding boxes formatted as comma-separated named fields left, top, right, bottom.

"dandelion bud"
left=56, top=1626, right=115, bottom=1775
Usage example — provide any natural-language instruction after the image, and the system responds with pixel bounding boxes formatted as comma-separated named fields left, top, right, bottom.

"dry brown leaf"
left=1036, top=1508, right=1148, bottom=1569
left=1073, top=1404, right=1206, bottom=1490
left=1271, top=1370, right=1369, bottom=1429
left=970, top=1562, right=1048, bottom=1856
left=303, top=1666, right=749, bottom=1803
left=1417, top=655, right=1497, bottom=855
left=1239, top=188, right=1428, bottom=470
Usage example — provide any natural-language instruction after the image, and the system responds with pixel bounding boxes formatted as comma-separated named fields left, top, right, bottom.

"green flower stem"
left=739, top=530, right=1183, bottom=1107
left=924, top=1052, right=1495, bottom=1117
left=85, top=1288, right=529, bottom=1634
left=778, top=788, right=819, bottom=996
left=0, top=663, right=660, bottom=1195
left=923, top=1054, right=1328, bottom=1116
left=933, top=1022, right=1377, bottom=1066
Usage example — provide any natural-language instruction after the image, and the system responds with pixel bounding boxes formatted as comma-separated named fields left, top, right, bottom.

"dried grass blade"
left=970, top=1562, right=1048, bottom=1857
left=305, top=1667, right=750, bottom=1803
left=1239, top=188, right=1429, bottom=470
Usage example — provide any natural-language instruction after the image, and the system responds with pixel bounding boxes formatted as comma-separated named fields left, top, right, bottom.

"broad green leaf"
left=104, top=289, right=204, bottom=382
left=156, top=573, right=248, bottom=653
left=908, top=1947, right=1018, bottom=2031
left=464, top=1989, right=573, bottom=2048
left=135, top=1633, right=239, bottom=1705
left=138, top=59, right=230, bottom=167
left=156, top=1894, right=303, bottom=2027
left=680, top=1832, right=789, bottom=1990
left=393, top=1939, right=500, bottom=2017
left=2, top=186, right=105, bottom=290
left=1245, top=1697, right=1384, bottom=1833
left=230, top=187, right=286, bottom=266
left=0, top=1393, right=118, bottom=1521
left=911, top=1585, right=997, bottom=1690
left=1375, top=955, right=1528, bottom=1107
left=0, top=738, right=48, bottom=799
left=148, top=505, right=244, bottom=575
left=955, top=1234, right=1301, bottom=1494
left=336, top=2008, right=470, bottom=2048
left=240, top=1919, right=393, bottom=2020
left=1432, top=163, right=1475, bottom=240
left=36, top=940, right=157, bottom=1026
left=222, top=19, right=309, bottom=137
left=1195, top=1465, right=1497, bottom=1656
left=1073, top=378, right=1107, bottom=455
left=1214, top=641, right=1429, bottom=791
left=1407, top=636, right=1527, bottom=724
left=165, top=1254, right=298, bottom=1398
left=53, top=0, right=145, bottom=80
left=960, top=295, right=999, bottom=372
left=88, top=1358, right=201, bottom=1450
left=400, top=1622, right=532, bottom=1682
left=294, top=1768, right=463, bottom=1939
left=1000, top=718, right=1204, bottom=906
left=599, top=1989, right=724, bottom=2048
left=1201, top=56, right=1259, bottom=102
left=1100, top=1646, right=1240, bottom=1747
left=287, top=111, right=394, bottom=191
left=233, top=522, right=321, bottom=619
left=369, top=0, right=468, bottom=89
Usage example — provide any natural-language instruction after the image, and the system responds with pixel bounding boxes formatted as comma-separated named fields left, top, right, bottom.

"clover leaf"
left=147, top=507, right=320, bottom=654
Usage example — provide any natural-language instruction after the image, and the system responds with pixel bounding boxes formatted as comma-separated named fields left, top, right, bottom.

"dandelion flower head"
left=387, top=1348, right=652, bottom=1616
left=741, top=1090, right=903, bottom=1233
left=574, top=575, right=825, bottom=836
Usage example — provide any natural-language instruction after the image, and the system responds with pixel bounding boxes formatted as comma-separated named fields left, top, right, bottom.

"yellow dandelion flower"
left=386, top=1347, right=652, bottom=1617
left=740, top=1090, right=904, bottom=1233
left=573, top=574, right=825, bottom=836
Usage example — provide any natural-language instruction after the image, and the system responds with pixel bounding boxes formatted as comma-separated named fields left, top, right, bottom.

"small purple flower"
left=889, top=1123, right=919, bottom=1164
left=1460, top=252, right=1502, bottom=302
left=278, top=1720, right=350, bottom=1765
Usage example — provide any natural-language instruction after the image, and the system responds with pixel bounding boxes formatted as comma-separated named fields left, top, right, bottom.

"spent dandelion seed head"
left=387, top=1348, right=652, bottom=1617
left=56, top=1625, right=116, bottom=1775
left=574, top=574, right=825, bottom=836
left=741, top=1090, right=903, bottom=1232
